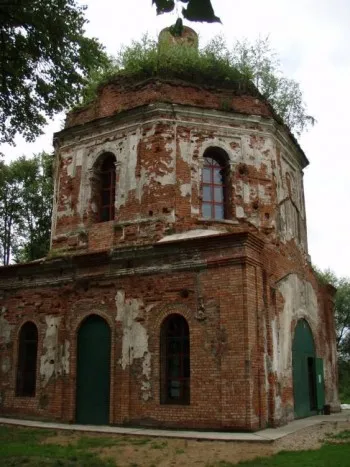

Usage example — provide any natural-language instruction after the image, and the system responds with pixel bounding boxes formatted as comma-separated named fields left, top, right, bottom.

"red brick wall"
left=0, top=233, right=339, bottom=430
left=65, top=79, right=273, bottom=129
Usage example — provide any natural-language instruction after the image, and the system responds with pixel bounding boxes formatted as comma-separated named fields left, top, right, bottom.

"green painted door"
left=76, top=315, right=111, bottom=425
left=292, top=319, right=317, bottom=418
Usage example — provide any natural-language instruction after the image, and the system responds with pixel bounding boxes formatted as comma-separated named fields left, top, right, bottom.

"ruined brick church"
left=0, top=28, right=340, bottom=430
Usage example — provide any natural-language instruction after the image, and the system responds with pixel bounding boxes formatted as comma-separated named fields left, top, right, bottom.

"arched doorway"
left=76, top=315, right=111, bottom=425
left=292, top=319, right=317, bottom=418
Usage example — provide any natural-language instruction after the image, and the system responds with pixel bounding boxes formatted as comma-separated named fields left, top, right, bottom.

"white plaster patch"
left=275, top=274, right=318, bottom=378
left=0, top=314, right=13, bottom=344
left=75, top=148, right=84, bottom=167
left=236, top=206, right=245, bottom=218
left=179, top=140, right=191, bottom=163
left=115, top=290, right=151, bottom=401
left=66, top=158, right=75, bottom=177
left=117, top=132, right=139, bottom=208
left=59, top=341, right=70, bottom=376
left=258, top=185, right=271, bottom=203
left=40, top=316, right=70, bottom=387
left=1, top=356, right=10, bottom=374
left=152, top=169, right=175, bottom=187
left=158, top=229, right=222, bottom=243
left=180, top=183, right=191, bottom=197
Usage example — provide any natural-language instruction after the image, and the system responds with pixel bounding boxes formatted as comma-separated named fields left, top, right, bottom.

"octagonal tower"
left=51, top=31, right=308, bottom=257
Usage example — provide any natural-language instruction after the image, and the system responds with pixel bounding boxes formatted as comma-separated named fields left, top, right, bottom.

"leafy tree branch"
left=0, top=0, right=108, bottom=145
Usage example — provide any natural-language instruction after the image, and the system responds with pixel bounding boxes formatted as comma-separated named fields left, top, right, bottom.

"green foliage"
left=152, top=0, right=221, bottom=23
left=80, top=35, right=314, bottom=136
left=0, top=153, right=53, bottom=265
left=327, top=430, right=350, bottom=440
left=315, top=267, right=350, bottom=402
left=315, top=268, right=350, bottom=350
left=115, top=35, right=243, bottom=84
left=0, top=0, right=108, bottom=145
left=209, top=36, right=316, bottom=136
left=219, top=441, right=350, bottom=466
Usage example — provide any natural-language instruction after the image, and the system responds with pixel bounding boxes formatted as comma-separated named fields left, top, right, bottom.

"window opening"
left=202, top=153, right=228, bottom=220
left=161, top=314, right=190, bottom=404
left=99, top=155, right=116, bottom=222
left=16, top=322, right=38, bottom=397
left=307, top=357, right=317, bottom=411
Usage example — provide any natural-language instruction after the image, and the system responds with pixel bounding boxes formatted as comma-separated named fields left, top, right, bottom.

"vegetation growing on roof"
left=78, top=35, right=315, bottom=136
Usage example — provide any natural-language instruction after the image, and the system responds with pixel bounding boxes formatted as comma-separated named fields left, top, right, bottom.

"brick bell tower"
left=0, top=26, right=338, bottom=430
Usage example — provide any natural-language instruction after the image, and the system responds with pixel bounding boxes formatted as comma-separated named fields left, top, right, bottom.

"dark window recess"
left=161, top=314, right=190, bottom=405
left=99, top=155, right=116, bottom=222
left=308, top=357, right=317, bottom=411
left=201, top=154, right=228, bottom=220
left=16, top=322, right=38, bottom=397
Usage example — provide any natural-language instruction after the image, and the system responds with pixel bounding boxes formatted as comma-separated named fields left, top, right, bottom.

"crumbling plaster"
left=52, top=108, right=308, bottom=254
left=0, top=309, right=13, bottom=345
left=271, top=273, right=319, bottom=421
left=0, top=310, right=13, bottom=375
left=274, top=274, right=318, bottom=379
left=115, top=290, right=151, bottom=401
left=40, top=316, right=70, bottom=387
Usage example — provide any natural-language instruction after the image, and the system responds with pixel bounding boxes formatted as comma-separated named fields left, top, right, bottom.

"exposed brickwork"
left=65, top=79, right=273, bottom=130
left=0, top=71, right=339, bottom=430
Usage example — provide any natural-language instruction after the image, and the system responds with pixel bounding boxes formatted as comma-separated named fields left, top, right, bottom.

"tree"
left=0, top=153, right=53, bottom=265
left=0, top=0, right=108, bottom=145
left=315, top=269, right=350, bottom=351
left=316, top=268, right=350, bottom=402
left=152, top=0, right=220, bottom=23
left=205, top=36, right=315, bottom=135
left=0, top=161, right=22, bottom=265
left=83, top=35, right=314, bottom=136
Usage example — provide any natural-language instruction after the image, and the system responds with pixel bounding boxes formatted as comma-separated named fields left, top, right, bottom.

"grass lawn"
left=214, top=430, right=350, bottom=467
left=235, top=444, right=350, bottom=466
left=1, top=424, right=350, bottom=466
left=0, top=425, right=117, bottom=466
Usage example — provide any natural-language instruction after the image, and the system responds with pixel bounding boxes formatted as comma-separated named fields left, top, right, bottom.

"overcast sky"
left=1, top=0, right=349, bottom=277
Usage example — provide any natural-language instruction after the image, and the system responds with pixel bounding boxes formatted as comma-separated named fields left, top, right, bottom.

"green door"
left=76, top=315, right=111, bottom=425
left=292, top=319, right=317, bottom=418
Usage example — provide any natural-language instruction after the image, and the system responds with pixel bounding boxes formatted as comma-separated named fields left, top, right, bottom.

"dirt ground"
left=42, top=420, right=350, bottom=466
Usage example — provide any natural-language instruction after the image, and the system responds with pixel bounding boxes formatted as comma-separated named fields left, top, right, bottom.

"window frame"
left=98, top=154, right=116, bottom=222
left=16, top=322, right=38, bottom=397
left=201, top=149, right=229, bottom=220
left=160, top=314, right=190, bottom=405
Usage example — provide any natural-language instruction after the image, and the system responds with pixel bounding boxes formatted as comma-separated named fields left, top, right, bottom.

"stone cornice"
left=0, top=231, right=264, bottom=291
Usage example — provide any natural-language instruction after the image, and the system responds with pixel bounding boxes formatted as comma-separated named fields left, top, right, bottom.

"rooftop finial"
left=158, top=23, right=198, bottom=50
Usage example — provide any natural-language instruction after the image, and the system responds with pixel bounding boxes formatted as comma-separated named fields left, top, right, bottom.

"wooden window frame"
left=98, top=154, right=116, bottom=223
left=201, top=152, right=229, bottom=220
left=160, top=314, right=190, bottom=405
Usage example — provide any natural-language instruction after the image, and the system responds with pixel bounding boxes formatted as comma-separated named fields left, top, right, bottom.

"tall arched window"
left=16, top=322, right=38, bottom=397
left=201, top=149, right=229, bottom=220
left=99, top=154, right=116, bottom=222
left=160, top=314, right=190, bottom=404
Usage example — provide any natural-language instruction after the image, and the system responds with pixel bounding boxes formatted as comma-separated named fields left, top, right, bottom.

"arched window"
left=91, top=153, right=116, bottom=223
left=160, top=314, right=190, bottom=405
left=99, top=154, right=116, bottom=222
left=16, top=322, right=38, bottom=397
left=201, top=149, right=229, bottom=220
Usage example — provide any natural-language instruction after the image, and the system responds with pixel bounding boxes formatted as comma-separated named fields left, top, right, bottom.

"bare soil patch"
left=41, top=420, right=350, bottom=466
